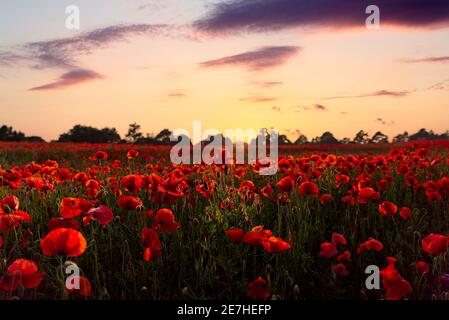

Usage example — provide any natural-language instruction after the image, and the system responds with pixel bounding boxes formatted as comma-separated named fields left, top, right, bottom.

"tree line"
left=0, top=123, right=448, bottom=145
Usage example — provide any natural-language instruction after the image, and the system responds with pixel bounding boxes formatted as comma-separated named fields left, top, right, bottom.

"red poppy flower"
left=337, top=250, right=351, bottom=262
left=262, top=236, right=291, bottom=253
left=416, top=261, right=430, bottom=274
left=66, top=276, right=92, bottom=297
left=120, top=175, right=143, bottom=194
left=379, top=201, right=398, bottom=217
left=319, top=194, right=333, bottom=205
left=298, top=181, right=319, bottom=197
left=399, top=207, right=412, bottom=220
left=91, top=151, right=108, bottom=161
left=341, top=195, right=356, bottom=206
left=357, top=238, right=384, bottom=254
left=127, top=149, right=139, bottom=159
left=0, top=195, right=20, bottom=213
left=242, top=226, right=272, bottom=246
left=247, top=277, right=270, bottom=300
left=422, top=234, right=449, bottom=256
left=238, top=180, right=256, bottom=194
left=332, top=263, right=349, bottom=276
left=319, top=242, right=338, bottom=258
left=142, top=228, right=162, bottom=262
left=117, top=195, right=143, bottom=211
left=380, top=258, right=412, bottom=300
left=336, top=174, right=350, bottom=188
left=276, top=176, right=295, bottom=192
left=0, top=259, right=44, bottom=292
left=225, top=228, right=244, bottom=243
left=357, top=187, right=377, bottom=204
left=196, top=178, right=215, bottom=199
left=60, top=198, right=92, bottom=219
left=48, top=217, right=81, bottom=231
left=332, top=233, right=347, bottom=246
left=40, top=228, right=87, bottom=257
left=154, top=209, right=180, bottom=233
left=260, top=184, right=273, bottom=198
left=0, top=210, right=32, bottom=232
left=84, top=206, right=113, bottom=228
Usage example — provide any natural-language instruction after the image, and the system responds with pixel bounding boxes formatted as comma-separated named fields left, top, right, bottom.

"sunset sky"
left=1, top=0, right=449, bottom=142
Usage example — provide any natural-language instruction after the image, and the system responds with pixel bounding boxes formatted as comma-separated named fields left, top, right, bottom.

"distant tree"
left=312, top=132, right=340, bottom=145
left=0, top=125, right=26, bottom=141
left=340, top=137, right=352, bottom=144
left=294, top=135, right=308, bottom=145
left=409, top=128, right=438, bottom=141
left=393, top=131, right=409, bottom=143
left=126, top=123, right=143, bottom=143
left=370, top=131, right=389, bottom=144
left=154, top=129, right=173, bottom=144
left=353, top=130, right=370, bottom=144
left=25, top=136, right=46, bottom=143
left=58, top=125, right=121, bottom=143
left=278, top=134, right=292, bottom=145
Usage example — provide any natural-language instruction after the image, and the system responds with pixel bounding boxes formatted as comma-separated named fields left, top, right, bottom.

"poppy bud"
left=293, top=285, right=300, bottom=298
left=141, top=286, right=148, bottom=292
left=265, top=264, right=272, bottom=275
left=182, top=287, right=189, bottom=297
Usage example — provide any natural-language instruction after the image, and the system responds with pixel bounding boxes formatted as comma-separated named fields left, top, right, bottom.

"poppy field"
left=0, top=141, right=449, bottom=300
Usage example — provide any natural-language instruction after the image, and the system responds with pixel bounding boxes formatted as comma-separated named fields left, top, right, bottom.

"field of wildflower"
left=0, top=141, right=448, bottom=300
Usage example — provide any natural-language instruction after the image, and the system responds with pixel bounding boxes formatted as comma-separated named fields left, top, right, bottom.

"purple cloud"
left=199, top=46, right=301, bottom=71
left=195, top=0, right=449, bottom=34
left=29, top=69, right=102, bottom=91
left=322, top=90, right=409, bottom=100
left=24, top=24, right=170, bottom=69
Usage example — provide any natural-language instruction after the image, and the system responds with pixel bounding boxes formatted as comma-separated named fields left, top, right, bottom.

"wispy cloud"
left=427, top=79, right=449, bottom=90
left=195, top=0, right=449, bottom=35
left=168, top=90, right=187, bottom=98
left=251, top=81, right=284, bottom=88
left=23, top=24, right=172, bottom=70
left=29, top=69, right=102, bottom=91
left=199, top=46, right=301, bottom=71
left=240, top=94, right=277, bottom=103
left=399, top=56, right=449, bottom=63
left=321, top=90, right=409, bottom=100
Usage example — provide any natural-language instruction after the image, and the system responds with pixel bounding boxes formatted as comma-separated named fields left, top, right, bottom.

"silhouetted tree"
left=393, top=131, right=409, bottom=143
left=58, top=125, right=121, bottom=143
left=312, top=132, right=340, bottom=145
left=370, top=131, right=389, bottom=144
left=0, top=125, right=26, bottom=141
left=294, top=135, right=308, bottom=145
left=278, top=134, right=292, bottom=145
left=353, top=130, right=369, bottom=144
left=340, top=137, right=352, bottom=144
left=126, top=123, right=143, bottom=143
left=25, top=136, right=46, bottom=143
left=154, top=129, right=173, bottom=144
